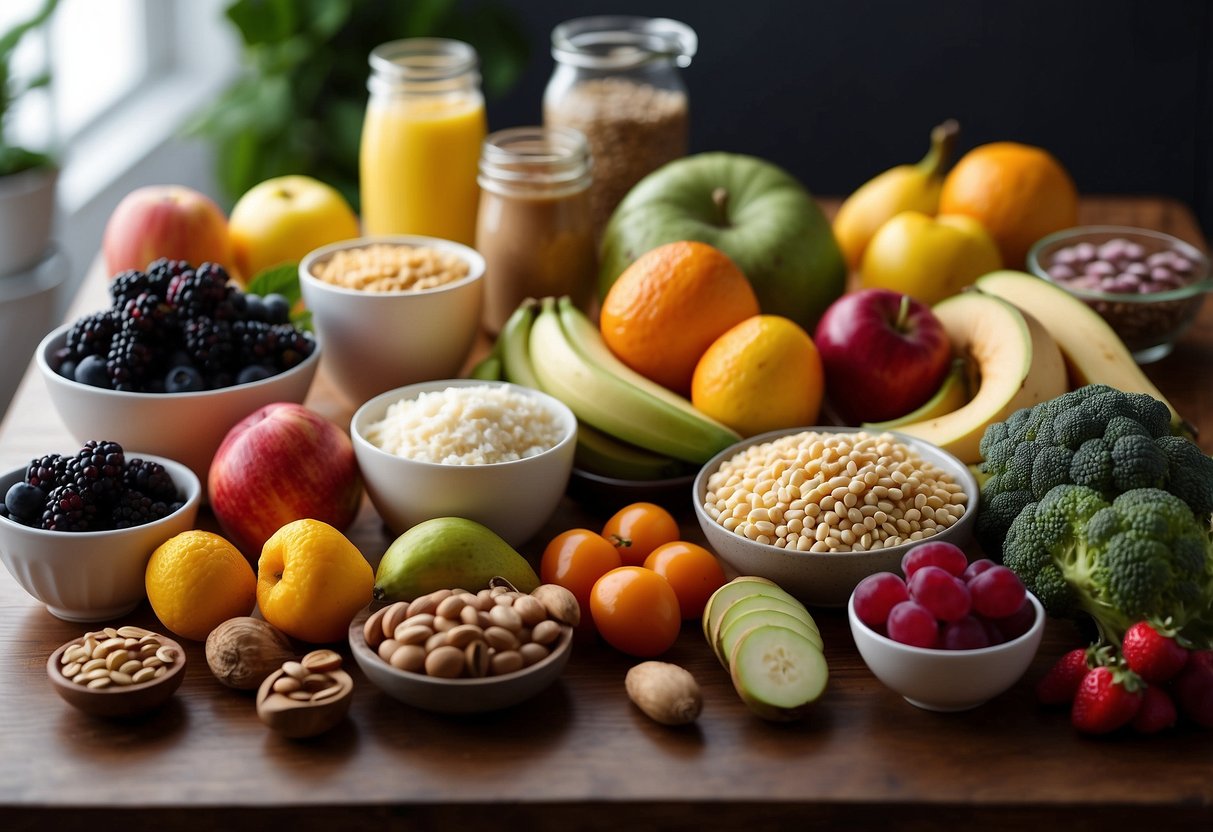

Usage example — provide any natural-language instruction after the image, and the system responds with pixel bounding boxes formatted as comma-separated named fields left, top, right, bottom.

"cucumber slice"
left=702, top=577, right=796, bottom=644
left=715, top=595, right=820, bottom=661
left=730, top=626, right=829, bottom=721
left=718, top=609, right=823, bottom=669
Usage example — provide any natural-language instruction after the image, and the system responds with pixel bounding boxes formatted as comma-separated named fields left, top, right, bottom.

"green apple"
left=600, top=153, right=846, bottom=331
left=228, top=175, right=360, bottom=281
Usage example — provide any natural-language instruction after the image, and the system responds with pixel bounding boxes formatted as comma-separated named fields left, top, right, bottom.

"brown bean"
left=445, top=624, right=485, bottom=649
left=381, top=602, right=411, bottom=639
left=531, top=619, right=562, bottom=646
left=519, top=642, right=550, bottom=667
left=302, top=649, right=343, bottom=673
left=395, top=624, right=434, bottom=646
left=425, top=646, right=465, bottom=678
left=436, top=595, right=466, bottom=620
left=488, top=604, right=523, bottom=633
left=465, top=641, right=489, bottom=677
left=389, top=644, right=426, bottom=672
left=513, top=595, right=547, bottom=627
left=483, top=626, right=519, bottom=652
left=490, top=650, right=524, bottom=676
left=377, top=638, right=401, bottom=662
left=460, top=605, right=481, bottom=626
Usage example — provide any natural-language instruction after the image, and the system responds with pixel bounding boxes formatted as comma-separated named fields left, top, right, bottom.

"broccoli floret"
left=977, top=385, right=1213, bottom=553
left=1002, top=485, right=1213, bottom=646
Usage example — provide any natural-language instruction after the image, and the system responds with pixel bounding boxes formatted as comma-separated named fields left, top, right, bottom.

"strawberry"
left=1071, top=665, right=1144, bottom=735
left=1122, top=621, right=1189, bottom=683
left=1172, top=649, right=1213, bottom=728
left=1036, top=647, right=1092, bottom=706
left=1131, top=684, right=1177, bottom=735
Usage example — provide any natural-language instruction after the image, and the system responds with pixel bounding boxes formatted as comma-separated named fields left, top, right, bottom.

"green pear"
left=373, top=517, right=540, bottom=602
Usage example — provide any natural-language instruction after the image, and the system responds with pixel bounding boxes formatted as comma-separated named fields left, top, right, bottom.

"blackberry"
left=271, top=325, right=314, bottom=371
left=106, top=329, right=159, bottom=392
left=41, top=484, right=99, bottom=532
left=65, top=309, right=119, bottom=362
left=233, top=319, right=279, bottom=367
left=111, top=489, right=171, bottom=529
left=25, top=453, right=66, bottom=491
left=168, top=262, right=232, bottom=320
left=145, top=258, right=192, bottom=297
left=66, top=440, right=125, bottom=505
left=121, top=292, right=178, bottom=345
left=183, top=316, right=235, bottom=376
left=109, top=269, right=153, bottom=309
left=124, top=458, right=179, bottom=504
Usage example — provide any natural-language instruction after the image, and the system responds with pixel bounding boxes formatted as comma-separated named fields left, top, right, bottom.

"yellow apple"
left=859, top=211, right=1003, bottom=305
left=228, top=175, right=360, bottom=281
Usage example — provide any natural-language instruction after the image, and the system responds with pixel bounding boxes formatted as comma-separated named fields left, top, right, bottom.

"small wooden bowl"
left=256, top=668, right=353, bottom=738
left=47, top=633, right=186, bottom=718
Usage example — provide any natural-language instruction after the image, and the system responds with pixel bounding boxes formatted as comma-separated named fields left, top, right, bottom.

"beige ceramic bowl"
left=348, top=606, right=573, bottom=714
left=350, top=379, right=577, bottom=546
left=848, top=592, right=1045, bottom=711
left=692, top=426, right=979, bottom=608
left=299, top=235, right=485, bottom=406
left=36, top=323, right=319, bottom=486
left=47, top=631, right=186, bottom=717
left=0, top=454, right=201, bottom=622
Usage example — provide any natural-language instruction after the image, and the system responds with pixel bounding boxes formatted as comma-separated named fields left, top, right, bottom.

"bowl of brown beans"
left=693, top=427, right=978, bottom=608
left=299, top=236, right=485, bottom=405
left=347, top=583, right=576, bottom=714
left=1027, top=225, right=1212, bottom=364
left=47, top=626, right=186, bottom=717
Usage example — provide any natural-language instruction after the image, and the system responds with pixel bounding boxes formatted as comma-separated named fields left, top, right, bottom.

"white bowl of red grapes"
left=0, top=441, right=201, bottom=622
left=36, top=259, right=320, bottom=483
left=1027, top=226, right=1211, bottom=364
left=848, top=540, right=1045, bottom=712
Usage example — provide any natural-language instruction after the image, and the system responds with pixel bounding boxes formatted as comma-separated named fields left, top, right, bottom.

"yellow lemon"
left=691, top=315, right=823, bottom=437
left=146, top=530, right=257, bottom=642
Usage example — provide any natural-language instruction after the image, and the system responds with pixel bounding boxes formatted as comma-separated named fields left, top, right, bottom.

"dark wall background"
left=484, top=0, right=1213, bottom=234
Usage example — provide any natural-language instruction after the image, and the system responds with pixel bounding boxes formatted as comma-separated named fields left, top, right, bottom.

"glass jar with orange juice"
left=360, top=39, right=486, bottom=245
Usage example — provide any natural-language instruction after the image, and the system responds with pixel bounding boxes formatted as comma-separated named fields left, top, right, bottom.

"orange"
left=599, top=241, right=760, bottom=394
left=589, top=566, right=681, bottom=657
left=643, top=541, right=727, bottom=619
left=257, top=519, right=373, bottom=644
left=939, top=142, right=1078, bottom=268
left=145, top=530, right=257, bottom=642
left=691, top=315, right=823, bottom=437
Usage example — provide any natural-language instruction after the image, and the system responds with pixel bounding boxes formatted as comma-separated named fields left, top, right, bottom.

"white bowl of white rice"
left=351, top=379, right=577, bottom=546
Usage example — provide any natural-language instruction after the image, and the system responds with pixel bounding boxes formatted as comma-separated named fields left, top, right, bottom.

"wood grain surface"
left=0, top=197, right=1210, bottom=831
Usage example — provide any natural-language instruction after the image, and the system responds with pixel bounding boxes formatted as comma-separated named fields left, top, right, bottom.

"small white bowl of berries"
left=848, top=540, right=1045, bottom=712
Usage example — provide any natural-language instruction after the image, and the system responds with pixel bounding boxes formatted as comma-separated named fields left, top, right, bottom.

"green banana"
left=468, top=353, right=503, bottom=381
left=497, top=298, right=542, bottom=388
left=574, top=423, right=691, bottom=481
left=528, top=296, right=739, bottom=463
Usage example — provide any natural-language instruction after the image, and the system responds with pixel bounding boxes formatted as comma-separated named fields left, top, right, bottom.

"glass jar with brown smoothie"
left=475, top=126, right=596, bottom=334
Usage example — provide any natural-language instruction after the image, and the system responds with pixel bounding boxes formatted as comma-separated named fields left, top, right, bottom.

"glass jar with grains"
left=543, top=16, right=696, bottom=237
left=476, top=126, right=596, bottom=334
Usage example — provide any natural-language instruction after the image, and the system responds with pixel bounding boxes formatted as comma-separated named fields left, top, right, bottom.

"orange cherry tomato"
left=601, top=502, right=680, bottom=567
left=589, top=566, right=681, bottom=657
left=643, top=541, right=728, bottom=619
left=540, top=529, right=622, bottom=614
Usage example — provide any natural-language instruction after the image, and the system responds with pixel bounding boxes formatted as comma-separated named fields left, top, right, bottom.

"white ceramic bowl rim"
left=351, top=379, right=578, bottom=471
left=693, top=425, right=980, bottom=561
left=36, top=321, right=322, bottom=401
left=847, top=591, right=1045, bottom=658
left=0, top=452, right=201, bottom=540
left=299, top=235, right=487, bottom=299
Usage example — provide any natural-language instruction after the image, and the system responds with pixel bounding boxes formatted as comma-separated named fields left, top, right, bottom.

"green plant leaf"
left=299, top=0, right=353, bottom=41
left=225, top=0, right=300, bottom=46
left=247, top=262, right=301, bottom=300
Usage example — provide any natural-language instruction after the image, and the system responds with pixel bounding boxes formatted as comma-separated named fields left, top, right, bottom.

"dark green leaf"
left=0, top=0, right=59, bottom=59
left=247, top=262, right=301, bottom=302
left=292, top=308, right=313, bottom=332
left=299, top=0, right=354, bottom=41
left=225, top=0, right=300, bottom=46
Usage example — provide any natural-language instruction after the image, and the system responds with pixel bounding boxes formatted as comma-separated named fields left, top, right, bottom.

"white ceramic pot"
left=0, top=165, right=57, bottom=277
left=0, top=247, right=66, bottom=419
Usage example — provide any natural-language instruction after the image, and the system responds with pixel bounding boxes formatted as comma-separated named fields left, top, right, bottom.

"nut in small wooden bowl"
left=255, top=653, right=354, bottom=739
left=47, top=627, right=186, bottom=718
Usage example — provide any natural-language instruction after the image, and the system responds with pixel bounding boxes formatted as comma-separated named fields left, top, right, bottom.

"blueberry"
left=236, top=364, right=272, bottom=385
left=263, top=294, right=291, bottom=324
left=242, top=293, right=267, bottom=322
left=5, top=482, right=45, bottom=524
left=165, top=365, right=204, bottom=393
left=57, top=359, right=77, bottom=380
left=74, top=354, right=110, bottom=388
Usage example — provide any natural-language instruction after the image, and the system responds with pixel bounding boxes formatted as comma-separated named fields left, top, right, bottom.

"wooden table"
left=1, top=197, right=1210, bottom=831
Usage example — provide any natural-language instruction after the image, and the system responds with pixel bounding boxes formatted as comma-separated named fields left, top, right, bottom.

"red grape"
left=962, top=558, right=997, bottom=582
left=969, top=565, right=1027, bottom=618
left=887, top=600, right=940, bottom=648
left=989, top=597, right=1036, bottom=641
left=852, top=572, right=909, bottom=628
left=907, top=565, right=971, bottom=622
left=942, top=616, right=991, bottom=650
left=901, top=541, right=968, bottom=579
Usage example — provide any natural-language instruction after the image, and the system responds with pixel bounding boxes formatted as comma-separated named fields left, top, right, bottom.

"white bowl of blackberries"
left=36, top=259, right=320, bottom=483
left=0, top=441, right=201, bottom=622
left=1027, top=226, right=1212, bottom=364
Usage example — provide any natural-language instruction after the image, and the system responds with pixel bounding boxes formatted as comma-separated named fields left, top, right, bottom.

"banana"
left=497, top=298, right=542, bottom=388
left=833, top=119, right=959, bottom=271
left=574, top=423, right=691, bottom=481
left=468, top=353, right=503, bottom=381
left=528, top=297, right=740, bottom=463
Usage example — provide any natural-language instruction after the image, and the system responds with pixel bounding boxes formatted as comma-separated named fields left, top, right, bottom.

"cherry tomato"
left=643, top=541, right=728, bottom=619
left=601, top=502, right=680, bottom=566
left=589, top=566, right=681, bottom=657
left=540, top=529, right=622, bottom=614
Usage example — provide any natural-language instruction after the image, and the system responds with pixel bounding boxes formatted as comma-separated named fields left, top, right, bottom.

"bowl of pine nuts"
left=693, top=427, right=978, bottom=607
left=299, top=236, right=486, bottom=406
left=47, top=626, right=186, bottom=717
left=347, top=583, right=577, bottom=714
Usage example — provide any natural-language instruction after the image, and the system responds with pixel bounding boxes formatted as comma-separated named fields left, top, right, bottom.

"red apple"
left=814, top=289, right=952, bottom=424
left=102, top=185, right=236, bottom=278
left=208, top=402, right=363, bottom=558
